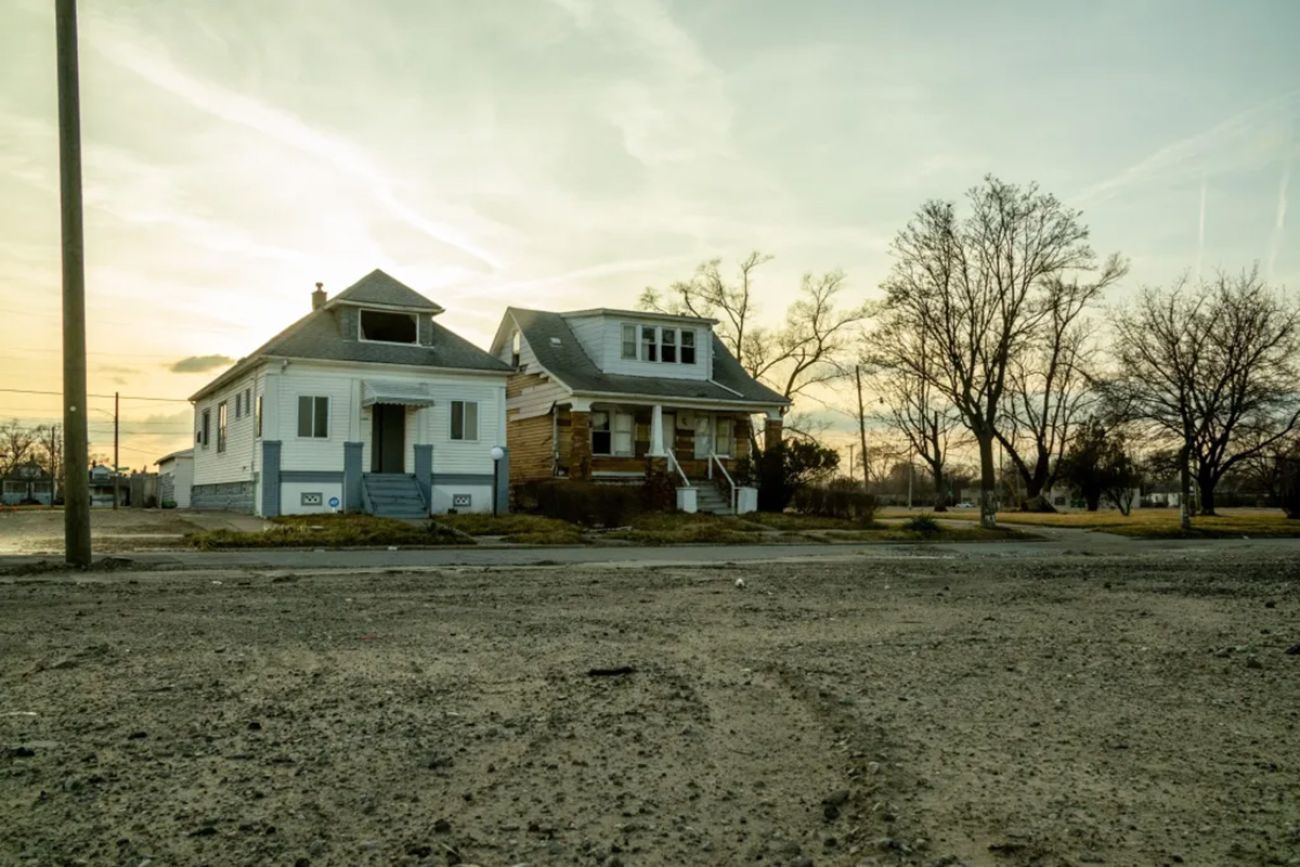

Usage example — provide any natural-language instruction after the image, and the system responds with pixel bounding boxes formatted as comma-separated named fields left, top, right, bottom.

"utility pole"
left=48, top=424, right=60, bottom=508
left=854, top=363, right=869, bottom=492
left=907, top=445, right=914, bottom=510
left=112, top=391, right=120, bottom=510
left=56, top=0, right=91, bottom=566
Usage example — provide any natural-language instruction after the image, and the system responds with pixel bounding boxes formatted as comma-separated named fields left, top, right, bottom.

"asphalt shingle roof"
left=508, top=308, right=789, bottom=406
left=330, top=269, right=444, bottom=311
left=190, top=271, right=509, bottom=401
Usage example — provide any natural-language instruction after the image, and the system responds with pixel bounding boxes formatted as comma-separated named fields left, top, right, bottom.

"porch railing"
left=666, top=448, right=690, bottom=487
left=709, top=453, right=738, bottom=513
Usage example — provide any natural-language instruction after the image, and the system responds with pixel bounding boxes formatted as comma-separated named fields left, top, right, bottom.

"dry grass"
left=435, top=513, right=577, bottom=537
left=186, top=514, right=465, bottom=549
left=877, top=506, right=1300, bottom=536
left=739, top=512, right=873, bottom=531
left=603, top=512, right=769, bottom=545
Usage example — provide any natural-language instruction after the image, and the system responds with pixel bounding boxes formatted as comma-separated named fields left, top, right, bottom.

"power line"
left=0, top=387, right=189, bottom=403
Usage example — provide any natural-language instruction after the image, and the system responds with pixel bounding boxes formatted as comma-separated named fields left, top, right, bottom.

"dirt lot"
left=2, top=552, right=1298, bottom=866
left=0, top=509, right=268, bottom=555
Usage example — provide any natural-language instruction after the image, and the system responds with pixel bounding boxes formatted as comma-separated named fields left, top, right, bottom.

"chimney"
left=311, top=281, right=326, bottom=310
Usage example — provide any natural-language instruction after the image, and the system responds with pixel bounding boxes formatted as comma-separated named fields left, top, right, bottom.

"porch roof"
left=361, top=379, right=436, bottom=407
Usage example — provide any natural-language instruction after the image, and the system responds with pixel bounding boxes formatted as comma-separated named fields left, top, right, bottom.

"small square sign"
left=452, top=493, right=472, bottom=508
left=301, top=492, right=323, bottom=506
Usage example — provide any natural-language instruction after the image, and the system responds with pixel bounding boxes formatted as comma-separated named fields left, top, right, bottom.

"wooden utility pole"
left=112, top=391, right=120, bottom=509
left=854, top=364, right=870, bottom=491
left=48, top=424, right=60, bottom=508
left=56, top=0, right=91, bottom=566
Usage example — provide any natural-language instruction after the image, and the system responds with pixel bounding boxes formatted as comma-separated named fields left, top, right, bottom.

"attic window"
left=360, top=309, right=417, bottom=344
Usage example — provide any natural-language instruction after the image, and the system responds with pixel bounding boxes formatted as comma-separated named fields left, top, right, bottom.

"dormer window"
left=622, top=322, right=697, bottom=365
left=681, top=330, right=696, bottom=364
left=621, top=325, right=637, bottom=359
left=511, top=329, right=522, bottom=367
left=360, top=309, right=417, bottom=344
left=661, top=328, right=677, bottom=363
left=641, top=326, right=658, bottom=361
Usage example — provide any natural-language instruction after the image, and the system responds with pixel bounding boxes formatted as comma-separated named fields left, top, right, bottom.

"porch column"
left=569, top=399, right=592, bottom=481
left=260, top=440, right=281, bottom=518
left=649, top=404, right=665, bottom=456
left=413, top=444, right=433, bottom=510
left=343, top=441, right=363, bottom=512
left=764, top=410, right=783, bottom=450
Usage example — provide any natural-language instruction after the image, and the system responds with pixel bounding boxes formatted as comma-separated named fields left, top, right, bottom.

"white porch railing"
left=709, top=453, right=738, bottom=513
left=666, top=448, right=690, bottom=487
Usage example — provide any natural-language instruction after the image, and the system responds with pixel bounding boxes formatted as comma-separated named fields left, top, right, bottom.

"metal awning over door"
left=361, top=380, right=435, bottom=407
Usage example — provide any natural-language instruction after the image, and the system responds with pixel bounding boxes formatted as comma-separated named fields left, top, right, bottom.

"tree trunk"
left=1085, top=493, right=1101, bottom=511
left=1198, top=472, right=1218, bottom=516
left=1178, top=443, right=1192, bottom=530
left=978, top=433, right=998, bottom=529
left=932, top=465, right=948, bottom=512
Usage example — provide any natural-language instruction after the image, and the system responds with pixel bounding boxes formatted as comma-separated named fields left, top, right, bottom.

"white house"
left=188, top=270, right=512, bottom=517
left=155, top=448, right=194, bottom=509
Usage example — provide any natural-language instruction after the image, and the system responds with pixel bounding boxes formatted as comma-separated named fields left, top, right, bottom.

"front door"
left=661, top=413, right=676, bottom=455
left=371, top=404, right=406, bottom=473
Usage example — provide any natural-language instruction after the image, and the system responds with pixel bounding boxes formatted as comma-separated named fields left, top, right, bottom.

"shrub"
left=791, top=478, right=875, bottom=524
left=904, top=514, right=941, bottom=534
left=1281, top=457, right=1300, bottom=519
left=517, top=480, right=643, bottom=527
left=756, top=440, right=841, bottom=512
left=642, top=469, right=677, bottom=512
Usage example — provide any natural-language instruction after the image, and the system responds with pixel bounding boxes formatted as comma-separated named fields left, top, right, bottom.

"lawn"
left=434, top=512, right=582, bottom=544
left=186, top=514, right=466, bottom=549
left=603, top=512, right=771, bottom=545
left=876, top=506, right=1300, bottom=537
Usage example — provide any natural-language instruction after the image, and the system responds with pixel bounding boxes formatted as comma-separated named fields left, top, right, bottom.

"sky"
left=2, top=0, right=1298, bottom=467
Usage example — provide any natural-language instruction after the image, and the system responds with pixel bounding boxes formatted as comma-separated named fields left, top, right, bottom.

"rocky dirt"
left=1, top=552, right=1298, bottom=866
left=0, top=509, right=269, bottom=555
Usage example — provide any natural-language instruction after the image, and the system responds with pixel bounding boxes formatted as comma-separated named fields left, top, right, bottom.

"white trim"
left=326, top=299, right=445, bottom=315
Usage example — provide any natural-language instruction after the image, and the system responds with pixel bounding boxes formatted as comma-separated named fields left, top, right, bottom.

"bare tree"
left=995, top=263, right=1124, bottom=505
left=641, top=253, right=868, bottom=404
left=1110, top=268, right=1300, bottom=524
left=0, top=420, right=45, bottom=478
left=877, top=176, right=1121, bottom=528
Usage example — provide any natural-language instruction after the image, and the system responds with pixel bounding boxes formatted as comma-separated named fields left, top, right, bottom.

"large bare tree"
left=994, top=264, right=1124, bottom=505
left=877, top=176, right=1122, bottom=528
left=1109, top=269, right=1300, bottom=524
left=0, top=419, right=45, bottom=478
left=641, top=253, right=869, bottom=405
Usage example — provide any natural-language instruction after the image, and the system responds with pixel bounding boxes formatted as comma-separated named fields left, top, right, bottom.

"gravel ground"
left=1, top=552, right=1298, bottom=866
left=0, top=510, right=269, bottom=555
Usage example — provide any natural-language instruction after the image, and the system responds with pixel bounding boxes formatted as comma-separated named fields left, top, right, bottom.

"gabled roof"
left=327, top=268, right=445, bottom=313
left=501, top=307, right=789, bottom=407
left=190, top=271, right=509, bottom=401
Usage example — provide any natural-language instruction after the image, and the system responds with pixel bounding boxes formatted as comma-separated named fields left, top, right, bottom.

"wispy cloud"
left=1076, top=90, right=1300, bottom=206
left=87, top=11, right=508, bottom=271
left=1266, top=156, right=1292, bottom=281
left=169, top=354, right=234, bottom=374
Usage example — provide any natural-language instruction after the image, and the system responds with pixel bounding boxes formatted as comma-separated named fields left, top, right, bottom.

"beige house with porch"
left=489, top=307, right=790, bottom=514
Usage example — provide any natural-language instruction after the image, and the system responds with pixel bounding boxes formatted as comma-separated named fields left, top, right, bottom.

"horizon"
left=2, top=0, right=1298, bottom=467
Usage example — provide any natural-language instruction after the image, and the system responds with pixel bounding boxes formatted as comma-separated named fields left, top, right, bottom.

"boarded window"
left=612, top=412, right=634, bottom=456
left=360, top=309, right=417, bottom=343
left=451, top=400, right=478, bottom=441
left=297, top=396, right=329, bottom=438
left=715, top=417, right=734, bottom=456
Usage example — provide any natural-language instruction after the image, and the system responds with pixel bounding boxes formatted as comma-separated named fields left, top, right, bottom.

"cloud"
left=169, top=354, right=234, bottom=374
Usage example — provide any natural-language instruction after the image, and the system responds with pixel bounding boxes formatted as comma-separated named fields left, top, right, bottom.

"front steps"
left=693, top=484, right=734, bottom=515
left=362, top=473, right=428, bottom=519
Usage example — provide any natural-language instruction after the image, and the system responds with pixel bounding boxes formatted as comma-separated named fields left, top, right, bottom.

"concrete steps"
left=694, top=484, right=734, bottom=515
left=362, top=473, right=428, bottom=519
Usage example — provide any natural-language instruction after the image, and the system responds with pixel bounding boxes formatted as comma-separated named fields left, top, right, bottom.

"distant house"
left=88, top=464, right=124, bottom=507
left=1, top=461, right=54, bottom=506
left=156, top=448, right=194, bottom=508
left=489, top=307, right=790, bottom=513
left=188, top=270, right=512, bottom=518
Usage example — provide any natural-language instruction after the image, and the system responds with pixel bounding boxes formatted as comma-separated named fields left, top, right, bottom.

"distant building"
left=1, top=461, right=54, bottom=506
left=155, top=448, right=194, bottom=508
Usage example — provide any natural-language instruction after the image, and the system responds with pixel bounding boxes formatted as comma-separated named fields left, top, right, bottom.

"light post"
left=490, top=445, right=505, bottom=518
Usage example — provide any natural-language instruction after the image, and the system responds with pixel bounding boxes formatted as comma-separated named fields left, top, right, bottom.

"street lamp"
left=489, top=446, right=505, bottom=517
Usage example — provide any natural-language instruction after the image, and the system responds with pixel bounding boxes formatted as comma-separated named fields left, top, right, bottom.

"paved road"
left=2, top=526, right=1297, bottom=574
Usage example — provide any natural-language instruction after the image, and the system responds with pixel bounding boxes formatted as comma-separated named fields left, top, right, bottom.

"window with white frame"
left=661, top=328, right=677, bottom=363
left=199, top=408, right=210, bottom=449
left=297, top=396, right=329, bottom=438
left=680, top=329, right=696, bottom=364
left=450, top=400, right=478, bottom=441
left=591, top=411, right=611, bottom=455
left=613, top=412, right=634, bottom=456
left=243, top=388, right=252, bottom=419
left=640, top=325, right=658, bottom=362
left=217, top=401, right=228, bottom=453
left=621, top=324, right=637, bottom=359
left=234, top=393, right=241, bottom=419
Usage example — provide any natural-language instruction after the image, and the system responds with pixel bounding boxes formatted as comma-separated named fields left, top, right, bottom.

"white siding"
left=587, top=315, right=709, bottom=380
left=565, top=314, right=606, bottom=366
left=192, top=368, right=263, bottom=486
left=271, top=362, right=507, bottom=477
